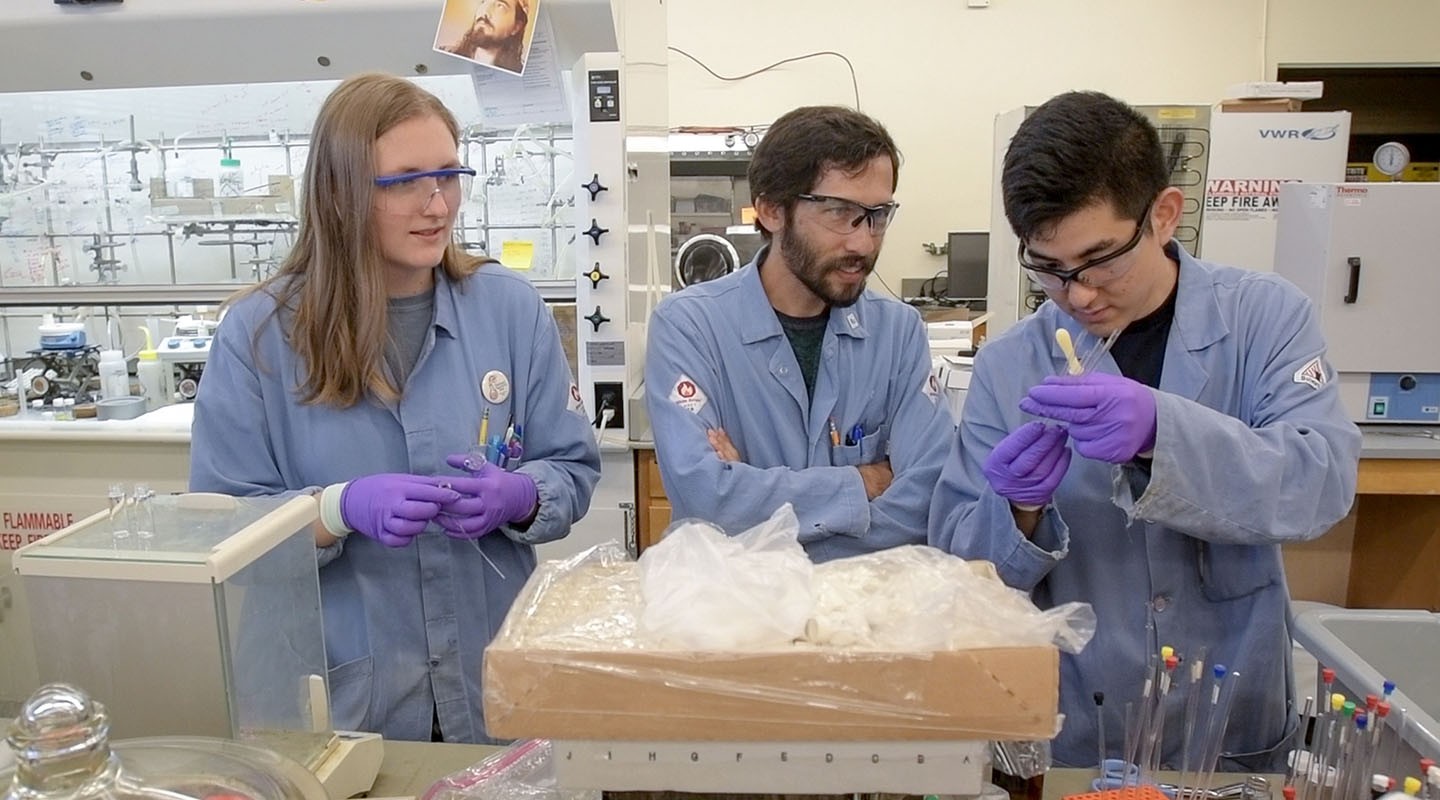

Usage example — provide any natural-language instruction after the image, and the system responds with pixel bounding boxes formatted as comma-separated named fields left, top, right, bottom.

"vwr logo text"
left=1258, top=125, right=1340, bottom=141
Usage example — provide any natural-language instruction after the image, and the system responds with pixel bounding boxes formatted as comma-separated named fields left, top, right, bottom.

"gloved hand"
left=1020, top=373, right=1158, bottom=463
left=983, top=421, right=1072, bottom=508
left=340, top=474, right=460, bottom=547
left=436, top=456, right=540, bottom=539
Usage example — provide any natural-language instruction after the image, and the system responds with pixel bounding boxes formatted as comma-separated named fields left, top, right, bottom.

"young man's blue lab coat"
left=929, top=244, right=1360, bottom=771
left=644, top=251, right=956, bottom=562
left=189, top=263, right=600, bottom=743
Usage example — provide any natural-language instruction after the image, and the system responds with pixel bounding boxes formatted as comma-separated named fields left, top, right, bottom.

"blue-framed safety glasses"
left=373, top=167, right=477, bottom=213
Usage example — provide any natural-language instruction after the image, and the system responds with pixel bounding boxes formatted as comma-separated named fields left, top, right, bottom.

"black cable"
left=667, top=46, right=862, bottom=110
left=869, top=270, right=901, bottom=300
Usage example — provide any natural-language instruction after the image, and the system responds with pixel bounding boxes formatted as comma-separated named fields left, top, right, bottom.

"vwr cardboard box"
left=485, top=636, right=1058, bottom=742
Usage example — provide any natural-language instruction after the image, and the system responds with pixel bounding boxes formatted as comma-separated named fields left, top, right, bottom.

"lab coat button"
left=1152, top=594, right=1170, bottom=612
left=428, top=657, right=441, bottom=667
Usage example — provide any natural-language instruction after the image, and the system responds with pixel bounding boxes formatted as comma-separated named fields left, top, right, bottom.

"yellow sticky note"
left=740, top=206, right=757, bottom=224
left=499, top=240, right=534, bottom=271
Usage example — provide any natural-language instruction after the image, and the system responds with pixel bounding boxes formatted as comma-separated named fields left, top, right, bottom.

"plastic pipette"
left=1138, top=653, right=1179, bottom=780
left=1367, top=701, right=1392, bottom=789
left=1079, top=326, right=1125, bottom=374
left=1055, top=328, right=1083, bottom=375
left=1125, top=653, right=1161, bottom=786
left=1174, top=646, right=1209, bottom=796
left=1385, top=707, right=1409, bottom=786
left=1285, top=696, right=1315, bottom=791
left=1192, top=668, right=1239, bottom=800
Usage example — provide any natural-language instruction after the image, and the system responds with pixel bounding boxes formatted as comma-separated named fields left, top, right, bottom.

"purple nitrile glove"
left=984, top=421, right=1073, bottom=508
left=435, top=455, right=540, bottom=539
left=340, top=474, right=460, bottom=548
left=1020, top=373, right=1158, bottom=464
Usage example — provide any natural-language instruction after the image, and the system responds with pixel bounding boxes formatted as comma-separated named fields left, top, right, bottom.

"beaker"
left=108, top=483, right=130, bottom=541
left=131, top=484, right=155, bottom=539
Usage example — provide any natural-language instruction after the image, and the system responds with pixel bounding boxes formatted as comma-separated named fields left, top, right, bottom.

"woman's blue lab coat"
left=189, top=263, right=601, bottom=743
left=929, top=244, right=1360, bottom=770
left=644, top=254, right=957, bottom=562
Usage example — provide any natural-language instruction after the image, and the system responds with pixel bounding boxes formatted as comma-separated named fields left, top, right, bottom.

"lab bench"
left=1347, top=428, right=1440, bottom=610
left=368, top=741, right=1280, bottom=800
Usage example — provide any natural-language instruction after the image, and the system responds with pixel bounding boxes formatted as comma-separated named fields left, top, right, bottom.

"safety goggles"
left=373, top=167, right=476, bottom=213
left=796, top=192, right=901, bottom=235
left=1019, top=200, right=1153, bottom=290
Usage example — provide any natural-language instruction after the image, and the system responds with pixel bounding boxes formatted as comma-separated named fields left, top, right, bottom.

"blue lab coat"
left=644, top=252, right=956, bottom=562
left=929, top=244, right=1360, bottom=771
left=189, top=263, right=600, bottom=743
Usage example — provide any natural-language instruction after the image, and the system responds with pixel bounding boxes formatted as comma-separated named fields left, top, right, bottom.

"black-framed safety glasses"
left=796, top=193, right=901, bottom=235
left=1019, top=199, right=1154, bottom=290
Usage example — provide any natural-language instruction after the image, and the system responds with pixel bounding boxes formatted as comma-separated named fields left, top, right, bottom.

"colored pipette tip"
left=1055, top=328, right=1083, bottom=375
left=1344, top=701, right=1357, bottom=717
left=1322, top=667, right=1335, bottom=684
left=1332, top=693, right=1346, bottom=712
left=1378, top=701, right=1392, bottom=718
left=1160, top=645, right=1174, bottom=659
left=1384, top=679, right=1397, bottom=697
left=1164, top=655, right=1179, bottom=670
left=1213, top=664, right=1228, bottom=679
left=1405, top=777, right=1422, bottom=795
left=1282, top=786, right=1296, bottom=800
left=1356, top=712, right=1368, bottom=730
left=1368, top=693, right=1380, bottom=710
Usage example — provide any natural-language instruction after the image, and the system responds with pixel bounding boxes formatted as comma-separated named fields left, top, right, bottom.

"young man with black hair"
left=930, top=91, right=1360, bottom=771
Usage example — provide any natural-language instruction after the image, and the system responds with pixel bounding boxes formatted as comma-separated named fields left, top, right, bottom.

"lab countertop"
left=1358, top=425, right=1440, bottom=459
left=0, top=403, right=194, bottom=442
left=629, top=426, right=1440, bottom=457
left=369, top=742, right=1279, bottom=800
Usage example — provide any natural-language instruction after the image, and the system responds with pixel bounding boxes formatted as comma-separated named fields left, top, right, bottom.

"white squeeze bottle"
left=98, top=349, right=130, bottom=399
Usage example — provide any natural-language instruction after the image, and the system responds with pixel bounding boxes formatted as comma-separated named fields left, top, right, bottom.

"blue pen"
left=848, top=423, right=864, bottom=446
left=487, top=434, right=505, bottom=467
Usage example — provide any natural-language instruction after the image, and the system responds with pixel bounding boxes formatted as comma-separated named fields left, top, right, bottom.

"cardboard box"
left=484, top=643, right=1058, bottom=742
left=1219, top=98, right=1303, bottom=113
left=1223, top=80, right=1324, bottom=100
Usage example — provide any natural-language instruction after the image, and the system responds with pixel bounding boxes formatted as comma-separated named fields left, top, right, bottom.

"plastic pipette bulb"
left=1055, top=328, right=1083, bottom=375
left=1405, top=777, right=1422, bottom=795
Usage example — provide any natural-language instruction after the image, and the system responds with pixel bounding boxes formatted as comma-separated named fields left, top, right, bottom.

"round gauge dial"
left=1373, top=141, right=1411, bottom=177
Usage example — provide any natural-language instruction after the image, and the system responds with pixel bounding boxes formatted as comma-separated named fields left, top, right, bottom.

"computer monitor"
left=946, top=231, right=989, bottom=307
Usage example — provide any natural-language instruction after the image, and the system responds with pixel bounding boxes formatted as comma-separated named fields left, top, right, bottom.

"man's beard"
left=457, top=19, right=515, bottom=53
left=780, top=223, right=875, bottom=308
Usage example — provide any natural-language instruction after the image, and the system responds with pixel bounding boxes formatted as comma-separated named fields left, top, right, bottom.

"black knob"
left=584, top=306, right=611, bottom=332
left=583, top=219, right=610, bottom=245
left=585, top=263, right=610, bottom=289
left=1399, top=374, right=1418, bottom=392
left=583, top=173, right=609, bottom=201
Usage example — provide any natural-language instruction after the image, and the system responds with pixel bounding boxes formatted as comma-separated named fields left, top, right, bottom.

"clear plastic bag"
left=483, top=505, right=1095, bottom=743
left=421, top=739, right=597, bottom=800
left=638, top=503, right=815, bottom=649
left=807, top=545, right=1096, bottom=653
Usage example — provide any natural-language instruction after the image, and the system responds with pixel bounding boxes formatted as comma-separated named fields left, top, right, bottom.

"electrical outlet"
left=593, top=381, right=624, bottom=429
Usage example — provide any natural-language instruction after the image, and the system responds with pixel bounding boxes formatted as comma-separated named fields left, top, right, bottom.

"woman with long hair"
left=190, top=73, right=600, bottom=742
